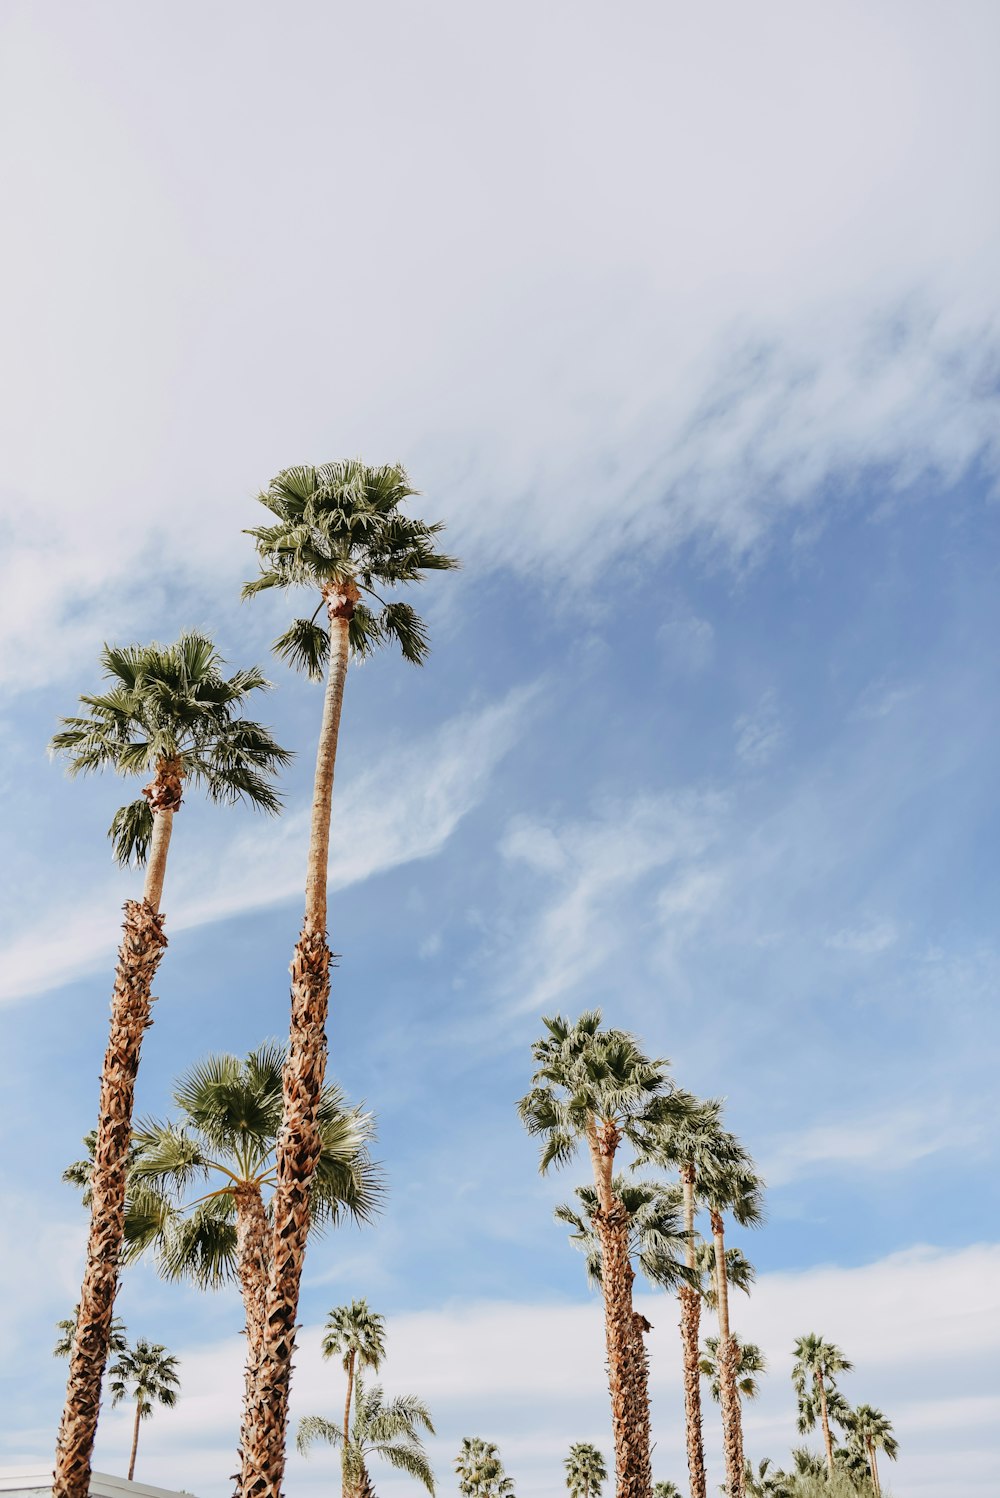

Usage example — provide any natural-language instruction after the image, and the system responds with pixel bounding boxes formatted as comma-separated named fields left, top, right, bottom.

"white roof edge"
left=0, top=1471, right=195, bottom=1498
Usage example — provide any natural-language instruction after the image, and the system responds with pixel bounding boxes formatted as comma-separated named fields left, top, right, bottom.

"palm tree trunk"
left=869, top=1442, right=880, bottom=1498
left=342, top=1350, right=356, bottom=1498
left=711, top=1212, right=744, bottom=1498
left=127, top=1400, right=142, bottom=1482
left=234, top=1183, right=271, bottom=1479
left=817, top=1374, right=834, bottom=1476
left=589, top=1126, right=652, bottom=1498
left=241, top=587, right=355, bottom=1498
left=53, top=801, right=173, bottom=1498
left=680, top=1165, right=706, bottom=1498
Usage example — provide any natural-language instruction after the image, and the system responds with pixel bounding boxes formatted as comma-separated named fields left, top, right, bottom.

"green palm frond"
left=556, top=1177, right=690, bottom=1292
left=55, top=1308, right=128, bottom=1360
left=296, top=1415, right=342, bottom=1454
left=108, top=1338, right=180, bottom=1417
left=108, top=799, right=155, bottom=868
left=699, top=1334, right=767, bottom=1402
left=272, top=618, right=331, bottom=681
left=300, top=1376, right=435, bottom=1494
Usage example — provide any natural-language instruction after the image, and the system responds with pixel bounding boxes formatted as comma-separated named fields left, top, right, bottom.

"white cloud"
left=760, top=1103, right=984, bottom=1187
left=734, top=693, right=785, bottom=768
left=0, top=689, right=530, bottom=1005
left=825, top=919, right=900, bottom=955
left=40, top=1242, right=1000, bottom=1498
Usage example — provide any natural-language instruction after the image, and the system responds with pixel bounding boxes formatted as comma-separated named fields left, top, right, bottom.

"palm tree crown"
left=565, top=1442, right=607, bottom=1498
left=792, top=1334, right=853, bottom=1434
left=849, top=1402, right=898, bottom=1460
left=322, top=1299, right=387, bottom=1375
left=243, top=460, right=459, bottom=676
left=50, top=632, right=289, bottom=865
left=653, top=1484, right=682, bottom=1498
left=119, top=1044, right=381, bottom=1284
left=298, top=1375, right=435, bottom=1495
left=555, top=1177, right=689, bottom=1291
left=108, top=1339, right=180, bottom=1418
left=454, top=1437, right=515, bottom=1498
left=699, top=1335, right=767, bottom=1403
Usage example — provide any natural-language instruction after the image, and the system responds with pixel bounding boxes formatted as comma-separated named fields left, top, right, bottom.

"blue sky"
left=1, top=3, right=998, bottom=1496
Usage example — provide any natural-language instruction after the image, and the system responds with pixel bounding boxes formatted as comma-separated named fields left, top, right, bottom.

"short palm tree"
left=298, top=1375, right=435, bottom=1498
left=846, top=1405, right=897, bottom=1496
left=791, top=1335, right=853, bottom=1477
left=699, top=1150, right=765, bottom=1498
left=107, top=1338, right=180, bottom=1481
left=699, top=1336, right=766, bottom=1403
left=241, top=461, right=457, bottom=1493
left=321, top=1300, right=387, bottom=1498
left=454, top=1437, right=515, bottom=1497
left=741, top=1459, right=791, bottom=1498
left=638, top=1096, right=743, bottom=1498
left=652, top=1485, right=681, bottom=1498
left=115, top=1045, right=379, bottom=1473
left=565, top=1442, right=608, bottom=1498
left=519, top=1013, right=691, bottom=1498
left=49, top=633, right=288, bottom=1498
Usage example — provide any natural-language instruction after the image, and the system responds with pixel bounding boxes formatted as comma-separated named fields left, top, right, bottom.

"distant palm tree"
left=565, top=1442, right=608, bottom=1498
left=454, top=1437, right=515, bottom=1497
left=653, top=1484, right=681, bottom=1498
left=54, top=1310, right=128, bottom=1362
left=847, top=1405, right=898, bottom=1496
left=298, top=1375, right=435, bottom=1498
left=699, top=1336, right=766, bottom=1404
left=741, top=1458, right=791, bottom=1498
left=519, top=1012, right=690, bottom=1498
left=107, top=1338, right=180, bottom=1481
left=321, top=1301, right=388, bottom=1498
left=241, top=460, right=457, bottom=1493
left=791, top=1335, right=853, bottom=1476
left=50, top=634, right=287, bottom=1498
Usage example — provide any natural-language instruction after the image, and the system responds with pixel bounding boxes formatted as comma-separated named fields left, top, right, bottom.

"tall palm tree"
left=298, top=1375, right=435, bottom=1498
left=698, top=1152, right=765, bottom=1498
left=846, top=1405, right=897, bottom=1497
left=519, top=1012, right=691, bottom=1498
left=107, top=1338, right=180, bottom=1481
left=241, top=460, right=457, bottom=1494
left=791, top=1336, right=853, bottom=1477
left=50, top=633, right=288, bottom=1498
left=565, top=1443, right=608, bottom=1498
left=454, top=1438, right=515, bottom=1497
left=698, top=1336, right=766, bottom=1404
left=321, top=1300, right=387, bottom=1498
left=637, top=1096, right=742, bottom=1498
left=103, top=1044, right=379, bottom=1473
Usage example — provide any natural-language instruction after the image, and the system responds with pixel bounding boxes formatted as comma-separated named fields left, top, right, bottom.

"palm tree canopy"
left=699, top=1335, right=767, bottom=1402
left=696, top=1139, right=766, bottom=1228
left=454, top=1437, right=516, bottom=1497
left=108, top=1339, right=180, bottom=1419
left=555, top=1177, right=690, bottom=1291
left=321, top=1298, right=387, bottom=1374
left=54, top=1309, right=128, bottom=1360
left=693, top=1240, right=756, bottom=1307
left=50, top=632, right=291, bottom=864
left=565, top=1442, right=607, bottom=1496
left=243, top=460, right=459, bottom=676
left=791, top=1334, right=854, bottom=1435
left=66, top=1044, right=381, bottom=1287
left=518, top=1011, right=693, bottom=1173
left=653, top=1484, right=682, bottom=1498
left=847, top=1403, right=899, bottom=1462
left=298, top=1376, right=435, bottom=1494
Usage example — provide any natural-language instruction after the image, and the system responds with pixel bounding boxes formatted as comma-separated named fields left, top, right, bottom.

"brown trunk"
left=589, top=1124, right=652, bottom=1498
left=818, top=1374, right=834, bottom=1476
left=869, top=1442, right=880, bottom=1498
left=53, top=897, right=169, bottom=1498
left=342, top=1350, right=356, bottom=1498
left=234, top=1183, right=271, bottom=1478
left=240, top=595, right=353, bottom=1498
left=711, top=1212, right=744, bottom=1498
left=127, top=1401, right=142, bottom=1482
left=680, top=1165, right=706, bottom=1498
left=353, top=1465, right=376, bottom=1498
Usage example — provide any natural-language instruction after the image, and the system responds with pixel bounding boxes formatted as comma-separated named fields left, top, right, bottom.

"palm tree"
left=108, top=1045, right=379, bottom=1474
left=321, top=1301, right=387, bottom=1498
left=454, top=1438, right=515, bottom=1497
left=653, top=1485, right=681, bottom=1498
left=699, top=1336, right=766, bottom=1404
left=740, top=1459, right=791, bottom=1498
left=54, top=1310, right=128, bottom=1362
left=791, top=1336, right=853, bottom=1477
left=298, top=1375, right=435, bottom=1498
left=241, top=460, right=457, bottom=1493
left=519, top=1012, right=691, bottom=1498
left=699, top=1152, right=765, bottom=1498
left=637, top=1096, right=742, bottom=1498
left=107, top=1338, right=180, bottom=1481
left=566, top=1443, right=608, bottom=1498
left=49, top=633, right=288, bottom=1498
left=846, top=1405, right=897, bottom=1497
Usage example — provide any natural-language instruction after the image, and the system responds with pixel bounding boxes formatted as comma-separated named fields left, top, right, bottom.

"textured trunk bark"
left=869, top=1443, right=880, bottom=1497
left=240, top=593, right=354, bottom=1498
left=680, top=1166, right=706, bottom=1498
left=818, top=1374, right=834, bottom=1476
left=354, top=1464, right=376, bottom=1498
left=234, top=1184, right=271, bottom=1478
left=589, top=1127, right=652, bottom=1498
left=342, top=1351, right=356, bottom=1498
left=53, top=895, right=169, bottom=1498
left=127, top=1401, right=141, bottom=1482
left=711, top=1213, right=744, bottom=1498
